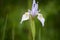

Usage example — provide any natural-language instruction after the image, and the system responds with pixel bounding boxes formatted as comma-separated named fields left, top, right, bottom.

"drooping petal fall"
left=37, top=13, right=45, bottom=27
left=20, top=12, right=29, bottom=24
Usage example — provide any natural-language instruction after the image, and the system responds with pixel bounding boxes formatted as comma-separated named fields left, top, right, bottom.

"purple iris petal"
left=31, top=0, right=38, bottom=16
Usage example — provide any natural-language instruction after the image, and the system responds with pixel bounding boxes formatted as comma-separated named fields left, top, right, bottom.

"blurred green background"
left=0, top=0, right=60, bottom=40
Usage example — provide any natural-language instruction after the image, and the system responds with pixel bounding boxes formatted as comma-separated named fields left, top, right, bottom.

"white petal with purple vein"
left=20, top=12, right=29, bottom=24
left=37, top=13, right=45, bottom=27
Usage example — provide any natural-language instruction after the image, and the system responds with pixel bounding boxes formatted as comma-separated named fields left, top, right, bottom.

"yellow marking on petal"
left=39, top=14, right=43, bottom=18
left=25, top=12, right=29, bottom=16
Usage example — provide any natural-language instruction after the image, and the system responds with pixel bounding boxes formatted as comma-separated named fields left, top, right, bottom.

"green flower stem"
left=2, top=15, right=8, bottom=40
left=30, top=16, right=35, bottom=40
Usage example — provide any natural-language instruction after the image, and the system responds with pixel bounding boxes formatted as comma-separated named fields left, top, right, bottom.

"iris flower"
left=20, top=0, right=45, bottom=26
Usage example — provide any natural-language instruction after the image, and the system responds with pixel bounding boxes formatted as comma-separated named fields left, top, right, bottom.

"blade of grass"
left=2, top=15, right=8, bottom=40
left=12, top=24, right=15, bottom=40
left=39, top=28, right=41, bottom=40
